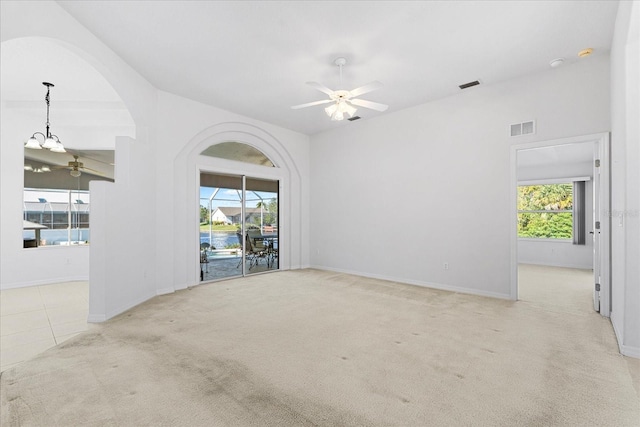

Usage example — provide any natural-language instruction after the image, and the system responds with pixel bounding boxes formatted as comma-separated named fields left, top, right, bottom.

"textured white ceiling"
left=49, top=1, right=619, bottom=135
left=1, top=38, right=123, bottom=103
left=1, top=38, right=130, bottom=179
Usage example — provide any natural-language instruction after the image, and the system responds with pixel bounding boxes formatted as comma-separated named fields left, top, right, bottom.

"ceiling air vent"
left=347, top=116, right=361, bottom=121
left=510, top=120, right=536, bottom=137
left=459, top=80, right=480, bottom=90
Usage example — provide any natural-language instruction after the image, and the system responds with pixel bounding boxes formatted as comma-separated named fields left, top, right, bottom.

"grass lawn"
left=199, top=224, right=238, bottom=232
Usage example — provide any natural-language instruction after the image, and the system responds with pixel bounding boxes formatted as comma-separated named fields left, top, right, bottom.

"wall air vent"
left=510, top=120, right=536, bottom=137
left=347, top=116, right=361, bottom=121
left=459, top=80, right=480, bottom=90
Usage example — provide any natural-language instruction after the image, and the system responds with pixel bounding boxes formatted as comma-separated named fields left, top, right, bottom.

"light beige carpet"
left=1, top=267, right=639, bottom=426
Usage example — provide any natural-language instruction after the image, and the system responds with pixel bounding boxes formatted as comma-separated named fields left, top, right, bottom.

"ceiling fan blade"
left=349, top=81, right=383, bottom=98
left=291, top=99, right=334, bottom=110
left=350, top=98, right=389, bottom=112
left=306, top=81, right=335, bottom=96
left=81, top=166, right=104, bottom=175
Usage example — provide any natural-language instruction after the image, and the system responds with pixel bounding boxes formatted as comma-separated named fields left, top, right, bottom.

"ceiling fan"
left=291, top=57, right=388, bottom=121
left=51, top=155, right=101, bottom=177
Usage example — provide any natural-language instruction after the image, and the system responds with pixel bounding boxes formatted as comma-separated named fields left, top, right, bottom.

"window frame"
left=517, top=178, right=583, bottom=241
left=23, top=187, right=91, bottom=248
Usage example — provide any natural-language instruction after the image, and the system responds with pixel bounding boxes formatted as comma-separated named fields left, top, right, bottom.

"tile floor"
left=1, top=281, right=90, bottom=372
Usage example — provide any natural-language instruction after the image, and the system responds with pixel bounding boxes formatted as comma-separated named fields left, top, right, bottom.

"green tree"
left=255, top=198, right=278, bottom=226
left=200, top=205, right=209, bottom=224
left=269, top=198, right=278, bottom=223
left=518, top=184, right=573, bottom=239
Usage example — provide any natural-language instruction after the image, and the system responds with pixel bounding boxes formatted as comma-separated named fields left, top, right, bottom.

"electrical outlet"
left=443, top=262, right=449, bottom=270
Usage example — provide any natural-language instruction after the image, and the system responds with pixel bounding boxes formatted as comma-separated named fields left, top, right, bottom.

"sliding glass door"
left=199, top=172, right=278, bottom=282
left=245, top=177, right=279, bottom=275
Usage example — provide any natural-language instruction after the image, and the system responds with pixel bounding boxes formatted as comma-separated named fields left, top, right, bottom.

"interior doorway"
left=518, top=264, right=594, bottom=315
left=199, top=172, right=279, bottom=282
left=510, top=133, right=611, bottom=317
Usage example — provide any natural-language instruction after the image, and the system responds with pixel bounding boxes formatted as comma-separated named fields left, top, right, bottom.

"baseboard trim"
left=156, top=287, right=175, bottom=296
left=621, top=344, right=640, bottom=359
left=102, top=290, right=157, bottom=322
left=612, top=315, right=624, bottom=353
left=1, top=275, right=89, bottom=290
left=87, top=313, right=107, bottom=323
left=518, top=261, right=592, bottom=270
left=310, top=265, right=511, bottom=300
left=174, top=282, right=190, bottom=291
left=611, top=316, right=640, bottom=359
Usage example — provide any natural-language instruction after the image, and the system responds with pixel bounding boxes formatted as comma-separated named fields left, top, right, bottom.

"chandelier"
left=24, top=82, right=66, bottom=153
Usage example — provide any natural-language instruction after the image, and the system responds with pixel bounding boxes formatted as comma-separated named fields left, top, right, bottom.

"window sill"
left=518, top=238, right=572, bottom=243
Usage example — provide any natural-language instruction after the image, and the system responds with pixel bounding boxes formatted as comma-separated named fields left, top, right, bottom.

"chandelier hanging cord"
left=45, top=82, right=51, bottom=136
left=24, top=82, right=65, bottom=152
left=43, top=82, right=59, bottom=142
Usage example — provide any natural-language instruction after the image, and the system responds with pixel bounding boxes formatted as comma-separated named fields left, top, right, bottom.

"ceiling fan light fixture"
left=325, top=103, right=338, bottom=117
left=291, top=58, right=387, bottom=121
left=70, top=169, right=81, bottom=178
left=342, top=102, right=357, bottom=117
left=325, top=100, right=357, bottom=121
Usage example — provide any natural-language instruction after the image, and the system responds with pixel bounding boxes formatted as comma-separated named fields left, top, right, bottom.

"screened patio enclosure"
left=199, top=172, right=279, bottom=282
left=23, top=188, right=90, bottom=247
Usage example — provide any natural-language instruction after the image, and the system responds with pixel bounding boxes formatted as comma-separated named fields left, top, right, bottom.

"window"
left=517, top=183, right=573, bottom=239
left=200, top=142, right=274, bottom=167
left=23, top=188, right=90, bottom=247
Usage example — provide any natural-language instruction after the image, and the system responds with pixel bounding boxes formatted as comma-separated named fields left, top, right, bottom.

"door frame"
left=196, top=162, right=285, bottom=283
left=509, top=132, right=611, bottom=317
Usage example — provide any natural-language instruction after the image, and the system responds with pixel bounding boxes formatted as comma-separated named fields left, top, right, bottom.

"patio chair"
left=247, top=229, right=268, bottom=269
left=200, top=242, right=210, bottom=275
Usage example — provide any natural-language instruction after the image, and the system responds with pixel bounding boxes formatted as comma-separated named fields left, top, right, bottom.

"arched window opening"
left=200, top=142, right=275, bottom=167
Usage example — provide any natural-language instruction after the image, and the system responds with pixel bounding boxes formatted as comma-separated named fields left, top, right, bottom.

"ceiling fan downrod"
left=335, top=57, right=346, bottom=89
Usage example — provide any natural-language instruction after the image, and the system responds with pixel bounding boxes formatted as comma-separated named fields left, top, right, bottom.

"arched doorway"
left=1, top=37, right=135, bottom=287
left=0, top=36, right=136, bottom=367
left=173, top=123, right=302, bottom=289
left=199, top=142, right=280, bottom=281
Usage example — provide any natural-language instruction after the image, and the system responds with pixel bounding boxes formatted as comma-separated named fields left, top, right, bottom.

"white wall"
left=310, top=55, right=610, bottom=299
left=610, top=0, right=640, bottom=358
left=1, top=1, right=310, bottom=321
left=517, top=161, right=594, bottom=269
left=0, top=1, right=152, bottom=293
left=154, top=91, right=310, bottom=294
left=88, top=137, right=158, bottom=321
left=0, top=105, right=90, bottom=289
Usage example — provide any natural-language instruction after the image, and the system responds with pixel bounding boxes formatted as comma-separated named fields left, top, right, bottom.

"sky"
left=200, top=187, right=277, bottom=210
